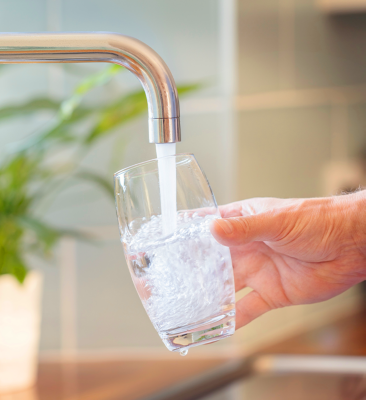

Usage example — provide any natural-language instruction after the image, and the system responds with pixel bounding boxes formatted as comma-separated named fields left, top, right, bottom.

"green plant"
left=0, top=64, right=199, bottom=283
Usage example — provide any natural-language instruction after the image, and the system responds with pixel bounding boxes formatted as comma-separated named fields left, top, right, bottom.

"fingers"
left=210, top=212, right=283, bottom=247
left=235, top=291, right=273, bottom=329
left=218, top=197, right=285, bottom=218
left=218, top=202, right=246, bottom=218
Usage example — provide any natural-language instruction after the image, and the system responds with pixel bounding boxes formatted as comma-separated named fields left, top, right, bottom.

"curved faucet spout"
left=0, top=32, right=181, bottom=143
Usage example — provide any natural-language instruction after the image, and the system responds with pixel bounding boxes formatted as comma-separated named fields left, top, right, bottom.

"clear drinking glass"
left=114, top=154, right=235, bottom=353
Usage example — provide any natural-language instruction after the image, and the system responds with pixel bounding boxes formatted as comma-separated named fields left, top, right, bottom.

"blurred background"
left=0, top=0, right=365, bottom=399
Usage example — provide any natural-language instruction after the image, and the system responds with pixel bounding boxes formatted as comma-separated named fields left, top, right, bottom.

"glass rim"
left=114, top=152, right=195, bottom=178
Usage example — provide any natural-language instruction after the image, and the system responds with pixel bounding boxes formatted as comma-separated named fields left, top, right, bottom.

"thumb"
left=210, top=213, right=283, bottom=247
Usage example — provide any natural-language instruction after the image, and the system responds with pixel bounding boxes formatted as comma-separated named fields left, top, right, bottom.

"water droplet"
left=180, top=349, right=188, bottom=357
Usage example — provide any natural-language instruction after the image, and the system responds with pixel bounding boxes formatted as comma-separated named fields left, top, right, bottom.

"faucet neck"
left=0, top=32, right=181, bottom=144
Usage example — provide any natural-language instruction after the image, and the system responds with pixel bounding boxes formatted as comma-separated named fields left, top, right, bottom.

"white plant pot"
left=0, top=271, right=42, bottom=393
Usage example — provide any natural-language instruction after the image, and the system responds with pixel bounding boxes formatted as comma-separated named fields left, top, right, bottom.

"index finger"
left=218, top=201, right=247, bottom=218
left=218, top=197, right=287, bottom=218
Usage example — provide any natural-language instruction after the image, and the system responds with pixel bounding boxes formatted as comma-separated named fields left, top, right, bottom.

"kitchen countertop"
left=1, top=308, right=365, bottom=400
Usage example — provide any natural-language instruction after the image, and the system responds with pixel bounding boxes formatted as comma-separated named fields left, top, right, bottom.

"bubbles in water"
left=123, top=214, right=235, bottom=334
left=180, top=349, right=188, bottom=357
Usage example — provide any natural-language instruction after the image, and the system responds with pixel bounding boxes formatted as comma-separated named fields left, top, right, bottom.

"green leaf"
left=0, top=251, right=28, bottom=284
left=59, top=64, right=124, bottom=120
left=19, top=216, right=85, bottom=248
left=12, top=263, right=28, bottom=284
left=74, top=170, right=115, bottom=200
left=177, top=83, right=203, bottom=96
left=75, top=64, right=123, bottom=95
left=84, top=90, right=147, bottom=144
left=0, top=98, right=60, bottom=121
left=17, top=216, right=62, bottom=252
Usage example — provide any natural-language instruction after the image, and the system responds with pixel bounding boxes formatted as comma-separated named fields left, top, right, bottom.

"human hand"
left=210, top=192, right=366, bottom=329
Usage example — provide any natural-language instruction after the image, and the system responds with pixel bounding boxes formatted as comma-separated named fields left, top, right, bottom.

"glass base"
left=159, top=310, right=235, bottom=352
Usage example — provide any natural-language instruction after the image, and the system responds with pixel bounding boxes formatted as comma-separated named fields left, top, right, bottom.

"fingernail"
left=217, top=219, right=233, bottom=234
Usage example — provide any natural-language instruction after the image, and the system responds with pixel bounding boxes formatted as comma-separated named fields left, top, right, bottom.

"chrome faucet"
left=0, top=32, right=181, bottom=144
